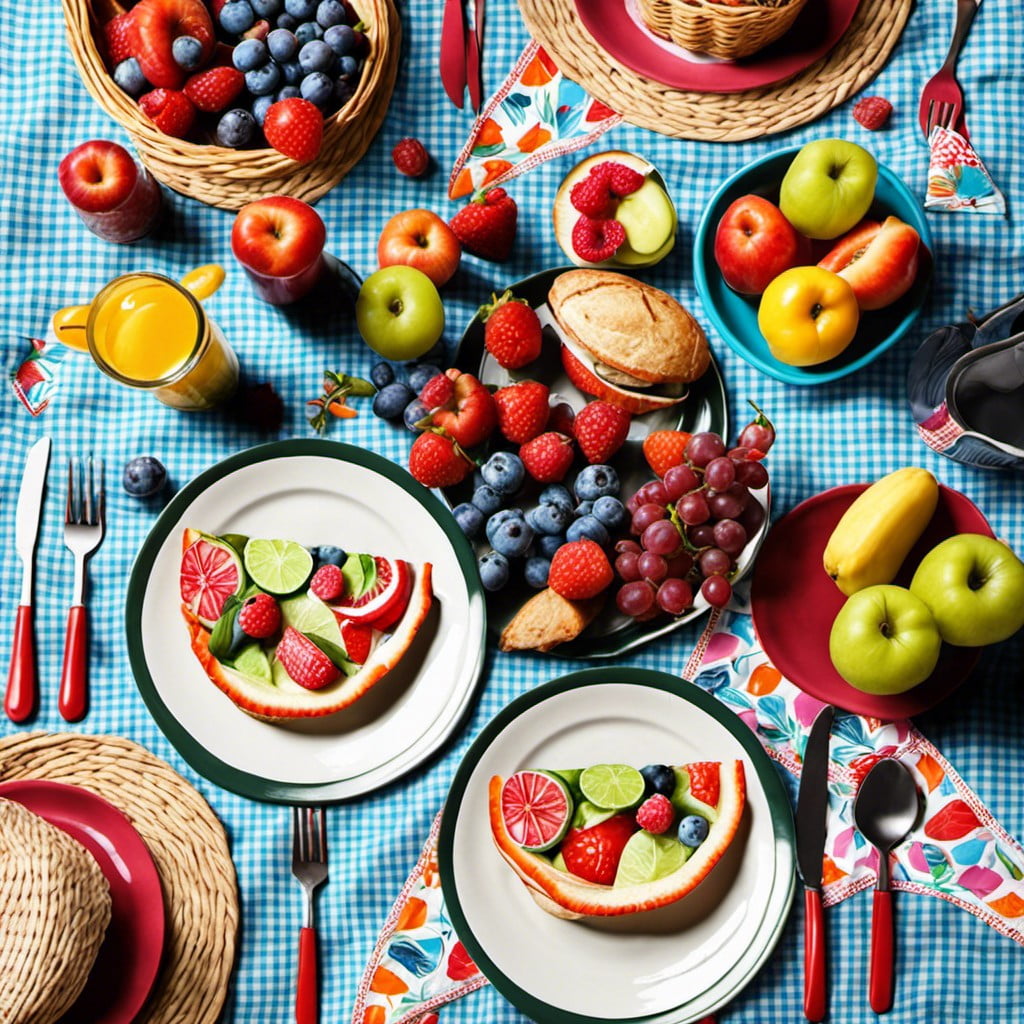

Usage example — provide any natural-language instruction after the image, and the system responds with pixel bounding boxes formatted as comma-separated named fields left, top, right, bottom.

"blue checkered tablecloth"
left=3, top=1, right=1024, bottom=1021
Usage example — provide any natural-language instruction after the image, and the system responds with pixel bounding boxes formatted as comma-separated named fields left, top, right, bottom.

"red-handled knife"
left=440, top=0, right=467, bottom=109
left=465, top=0, right=485, bottom=112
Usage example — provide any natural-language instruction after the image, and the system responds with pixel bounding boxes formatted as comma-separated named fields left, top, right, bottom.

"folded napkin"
left=925, top=125, right=1006, bottom=216
left=9, top=336, right=67, bottom=416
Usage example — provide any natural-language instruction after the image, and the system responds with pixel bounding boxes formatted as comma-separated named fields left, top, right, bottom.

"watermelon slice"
left=180, top=529, right=245, bottom=628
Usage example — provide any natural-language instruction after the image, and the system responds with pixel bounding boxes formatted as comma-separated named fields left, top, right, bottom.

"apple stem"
left=810, top=302, right=823, bottom=320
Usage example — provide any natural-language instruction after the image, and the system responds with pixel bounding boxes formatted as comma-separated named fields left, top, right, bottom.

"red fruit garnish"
left=340, top=620, right=373, bottom=664
left=686, top=762, right=721, bottom=809
left=571, top=215, right=625, bottom=263
left=429, top=370, right=497, bottom=448
left=275, top=627, right=340, bottom=690
left=519, top=431, right=574, bottom=483
left=408, top=431, right=473, bottom=488
left=237, top=593, right=281, bottom=639
left=560, top=813, right=637, bottom=885
left=310, top=563, right=345, bottom=602
left=852, top=95, right=893, bottom=131
left=449, top=187, right=518, bottom=262
left=573, top=400, right=630, bottom=464
left=643, top=430, right=694, bottom=478
left=636, top=794, right=674, bottom=835
left=481, top=291, right=543, bottom=369
left=129, top=0, right=215, bottom=89
left=392, top=137, right=430, bottom=177
left=103, top=11, right=136, bottom=66
left=330, top=556, right=412, bottom=629
left=183, top=65, right=244, bottom=112
left=419, top=372, right=455, bottom=411
left=597, top=160, right=645, bottom=197
left=138, top=88, right=196, bottom=138
left=493, top=380, right=550, bottom=444
left=548, top=539, right=614, bottom=601
left=569, top=172, right=616, bottom=218
left=263, top=97, right=323, bottom=163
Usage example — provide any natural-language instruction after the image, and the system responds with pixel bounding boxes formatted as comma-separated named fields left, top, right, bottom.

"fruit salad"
left=179, top=528, right=432, bottom=720
left=490, top=759, right=746, bottom=918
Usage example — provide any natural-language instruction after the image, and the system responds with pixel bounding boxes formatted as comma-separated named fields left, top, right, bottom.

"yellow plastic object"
left=50, top=305, right=91, bottom=351
left=181, top=264, right=225, bottom=301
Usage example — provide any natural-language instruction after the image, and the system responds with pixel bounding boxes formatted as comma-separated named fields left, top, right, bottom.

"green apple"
left=615, top=178, right=676, bottom=255
left=779, top=139, right=878, bottom=240
left=909, top=534, right=1024, bottom=646
left=829, top=584, right=941, bottom=694
left=355, top=266, right=444, bottom=360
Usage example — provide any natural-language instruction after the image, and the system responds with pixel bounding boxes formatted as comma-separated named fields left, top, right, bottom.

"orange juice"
left=86, top=273, right=238, bottom=410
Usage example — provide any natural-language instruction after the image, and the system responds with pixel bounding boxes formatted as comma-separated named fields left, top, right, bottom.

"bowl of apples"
left=693, top=140, right=933, bottom=386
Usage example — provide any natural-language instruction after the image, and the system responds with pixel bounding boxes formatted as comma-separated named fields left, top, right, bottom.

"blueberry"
left=316, top=544, right=346, bottom=567
left=336, top=53, right=358, bottom=76
left=574, top=464, right=620, bottom=501
left=536, top=533, right=565, bottom=559
left=478, top=550, right=509, bottom=592
left=122, top=456, right=167, bottom=498
left=316, top=0, right=346, bottom=27
left=113, top=57, right=148, bottom=96
left=219, top=0, right=256, bottom=34
left=407, top=363, right=440, bottom=393
left=485, top=508, right=524, bottom=545
left=276, top=11, right=298, bottom=28
left=370, top=362, right=394, bottom=389
left=172, top=35, right=203, bottom=70
left=251, top=0, right=282, bottom=17
left=233, top=37, right=268, bottom=71
left=300, top=70, right=333, bottom=106
left=491, top=516, right=534, bottom=559
left=280, top=59, right=304, bottom=84
left=403, top=398, right=430, bottom=432
left=276, top=85, right=300, bottom=101
left=333, top=77, right=355, bottom=106
left=574, top=500, right=594, bottom=518
left=245, top=62, right=281, bottom=95
left=538, top=484, right=573, bottom=517
left=453, top=502, right=484, bottom=540
left=251, top=93, right=274, bottom=126
left=567, top=514, right=609, bottom=546
left=592, top=495, right=627, bottom=529
left=526, top=503, right=569, bottom=536
left=471, top=484, right=503, bottom=517
left=481, top=452, right=525, bottom=496
left=267, top=27, right=299, bottom=61
left=215, top=108, right=256, bottom=147
left=295, top=20, right=324, bottom=43
left=678, top=815, right=709, bottom=848
left=323, top=22, right=355, bottom=55
left=284, top=0, right=318, bottom=17
left=640, top=764, right=676, bottom=798
left=524, top=556, right=551, bottom=589
left=372, top=382, right=414, bottom=421
left=299, top=38, right=333, bottom=73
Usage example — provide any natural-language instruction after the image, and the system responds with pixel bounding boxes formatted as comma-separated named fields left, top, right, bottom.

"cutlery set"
left=5, top=438, right=104, bottom=724
left=796, top=706, right=922, bottom=1020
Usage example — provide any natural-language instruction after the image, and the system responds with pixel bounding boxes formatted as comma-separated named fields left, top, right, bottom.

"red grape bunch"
left=614, top=407, right=775, bottom=622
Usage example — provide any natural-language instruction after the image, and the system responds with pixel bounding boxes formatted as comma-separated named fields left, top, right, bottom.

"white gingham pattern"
left=2, top=1, right=1024, bottom=1022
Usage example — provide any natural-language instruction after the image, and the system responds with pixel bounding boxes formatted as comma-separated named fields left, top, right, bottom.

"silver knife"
left=5, top=436, right=51, bottom=722
left=796, top=703, right=834, bottom=1022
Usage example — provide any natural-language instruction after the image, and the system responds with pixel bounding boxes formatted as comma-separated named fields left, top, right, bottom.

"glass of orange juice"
left=86, top=272, right=239, bottom=411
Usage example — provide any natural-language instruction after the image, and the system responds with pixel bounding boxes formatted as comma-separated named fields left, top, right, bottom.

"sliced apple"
left=615, top=178, right=676, bottom=256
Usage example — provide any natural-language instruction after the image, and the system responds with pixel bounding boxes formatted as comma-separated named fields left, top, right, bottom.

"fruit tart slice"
left=489, top=760, right=745, bottom=918
left=179, top=528, right=433, bottom=721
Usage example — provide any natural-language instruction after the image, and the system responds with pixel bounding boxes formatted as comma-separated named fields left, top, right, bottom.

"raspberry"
left=571, top=216, right=626, bottom=263
left=392, top=137, right=430, bottom=177
left=419, top=373, right=455, bottom=410
left=573, top=401, right=630, bottom=464
left=520, top=432, right=575, bottom=484
left=569, top=173, right=616, bottom=218
left=138, top=88, right=195, bottom=139
left=852, top=96, right=892, bottom=131
left=597, top=160, right=645, bottom=197
left=310, top=563, right=345, bottom=602
left=636, top=794, right=674, bottom=835
left=237, top=593, right=281, bottom=639
left=548, top=539, right=614, bottom=601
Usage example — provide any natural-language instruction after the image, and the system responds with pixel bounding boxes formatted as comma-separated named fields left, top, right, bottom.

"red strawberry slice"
left=686, top=762, right=721, bottom=808
left=340, top=620, right=373, bottom=665
left=560, top=813, right=638, bottom=885
left=275, top=627, right=340, bottom=690
left=130, top=0, right=215, bottom=89
left=329, top=557, right=412, bottom=630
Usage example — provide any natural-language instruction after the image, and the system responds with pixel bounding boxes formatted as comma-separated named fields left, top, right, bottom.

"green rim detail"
left=437, top=667, right=796, bottom=1024
left=125, top=439, right=488, bottom=805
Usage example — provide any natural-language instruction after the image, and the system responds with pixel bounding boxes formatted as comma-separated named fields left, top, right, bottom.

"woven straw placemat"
left=0, top=732, right=238, bottom=1024
left=517, top=0, right=911, bottom=140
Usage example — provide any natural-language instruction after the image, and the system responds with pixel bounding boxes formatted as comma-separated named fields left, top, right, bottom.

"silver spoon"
left=853, top=758, right=921, bottom=1015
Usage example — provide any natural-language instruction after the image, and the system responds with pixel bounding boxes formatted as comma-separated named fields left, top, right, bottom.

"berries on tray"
left=642, top=429, right=693, bottom=479
left=425, top=370, right=497, bottom=449
left=138, top=88, right=196, bottom=138
left=309, top=563, right=345, bottom=601
left=853, top=95, right=893, bottom=131
left=408, top=431, right=473, bottom=488
left=481, top=291, right=543, bottom=369
left=636, top=794, right=674, bottom=835
left=392, top=137, right=430, bottom=177
left=573, top=400, right=630, bottom=464
left=184, top=65, right=245, bottom=111
left=449, top=188, right=518, bottom=262
left=549, top=539, right=613, bottom=601
left=481, top=451, right=525, bottom=496
left=493, top=381, right=549, bottom=444
left=520, top=432, right=574, bottom=484
left=262, top=96, right=322, bottom=161
left=122, top=456, right=167, bottom=497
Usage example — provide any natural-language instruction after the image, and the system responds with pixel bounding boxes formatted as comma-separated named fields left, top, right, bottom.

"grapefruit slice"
left=489, top=760, right=746, bottom=919
left=329, top=556, right=412, bottom=629
left=500, top=770, right=573, bottom=853
left=180, top=528, right=245, bottom=628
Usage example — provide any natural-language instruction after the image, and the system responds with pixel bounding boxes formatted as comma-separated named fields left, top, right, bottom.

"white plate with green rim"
left=438, top=668, right=795, bottom=1023
left=126, top=440, right=487, bottom=804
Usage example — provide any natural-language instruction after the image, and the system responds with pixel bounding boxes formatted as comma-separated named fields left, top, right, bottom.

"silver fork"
left=292, top=806, right=328, bottom=1024
left=59, top=456, right=104, bottom=722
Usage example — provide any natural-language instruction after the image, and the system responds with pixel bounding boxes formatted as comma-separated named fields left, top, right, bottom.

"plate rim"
left=125, top=438, right=488, bottom=804
left=0, top=777, right=166, bottom=1024
left=437, top=666, right=796, bottom=1024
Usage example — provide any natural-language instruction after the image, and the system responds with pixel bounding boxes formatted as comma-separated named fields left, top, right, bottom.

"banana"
left=823, top=467, right=939, bottom=596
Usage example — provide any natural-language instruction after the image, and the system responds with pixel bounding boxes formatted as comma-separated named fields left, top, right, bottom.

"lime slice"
left=280, top=594, right=339, bottom=638
left=579, top=764, right=646, bottom=811
left=232, top=643, right=272, bottom=684
left=614, top=831, right=690, bottom=887
left=244, top=539, right=314, bottom=595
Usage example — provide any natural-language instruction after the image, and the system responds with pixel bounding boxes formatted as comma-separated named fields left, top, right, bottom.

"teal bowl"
left=693, top=148, right=933, bottom=386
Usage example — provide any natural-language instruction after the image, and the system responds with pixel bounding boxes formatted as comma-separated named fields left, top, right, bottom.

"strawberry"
left=183, top=65, right=244, bottom=112
left=340, top=620, right=373, bottom=664
left=237, top=593, right=281, bottom=639
left=493, top=380, right=550, bottom=444
left=852, top=95, right=892, bottom=131
left=408, top=431, right=474, bottom=488
left=392, top=137, right=430, bottom=177
left=429, top=370, right=497, bottom=448
left=481, top=291, right=543, bottom=369
left=138, top=88, right=195, bottom=138
left=570, top=172, right=616, bottom=218
left=275, top=627, right=340, bottom=690
left=520, top=432, right=574, bottom=483
left=560, top=813, right=637, bottom=885
left=597, top=160, right=645, bottom=197
left=571, top=216, right=625, bottom=263
left=686, top=762, right=721, bottom=808
left=129, top=0, right=215, bottom=89
left=636, top=794, right=674, bottom=835
left=309, top=564, right=345, bottom=602
left=643, top=429, right=694, bottom=478
left=548, top=539, right=614, bottom=600
left=449, top=187, right=518, bottom=262
left=573, top=401, right=630, bottom=464
left=103, top=12, right=136, bottom=66
left=419, top=372, right=455, bottom=411
left=263, top=97, right=323, bottom=163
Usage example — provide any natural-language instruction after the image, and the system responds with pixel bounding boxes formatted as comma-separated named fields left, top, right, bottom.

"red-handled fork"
left=293, top=806, right=329, bottom=1024
left=918, top=0, right=981, bottom=138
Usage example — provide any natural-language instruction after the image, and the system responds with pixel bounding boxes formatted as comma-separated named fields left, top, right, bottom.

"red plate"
left=576, top=0, right=861, bottom=94
left=0, top=779, right=165, bottom=1024
left=750, top=484, right=993, bottom=720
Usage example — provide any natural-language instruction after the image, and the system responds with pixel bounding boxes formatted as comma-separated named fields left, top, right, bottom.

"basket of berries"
left=62, top=0, right=400, bottom=209
left=637, top=0, right=808, bottom=60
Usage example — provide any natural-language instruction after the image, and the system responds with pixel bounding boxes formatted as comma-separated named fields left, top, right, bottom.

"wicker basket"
left=61, top=0, right=401, bottom=210
left=637, top=0, right=809, bottom=60
left=0, top=800, right=112, bottom=1024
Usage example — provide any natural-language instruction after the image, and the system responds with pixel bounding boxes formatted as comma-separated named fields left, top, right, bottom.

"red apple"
left=818, top=216, right=921, bottom=311
left=713, top=194, right=805, bottom=296
left=58, top=140, right=162, bottom=243
left=377, top=209, right=461, bottom=288
left=231, top=195, right=327, bottom=305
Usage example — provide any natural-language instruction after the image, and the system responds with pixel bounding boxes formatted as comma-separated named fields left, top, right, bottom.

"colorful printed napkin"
left=925, top=125, right=1006, bottom=215
left=447, top=41, right=621, bottom=199
left=9, top=336, right=67, bottom=416
left=355, top=605, right=1024, bottom=1023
